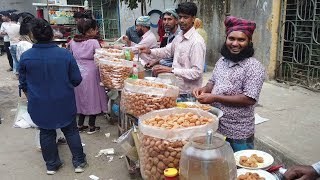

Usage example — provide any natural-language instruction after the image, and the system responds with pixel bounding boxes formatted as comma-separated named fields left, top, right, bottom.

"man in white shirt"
left=5, top=13, right=20, bottom=75
left=0, top=12, right=14, bottom=71
left=140, top=2, right=206, bottom=97
left=123, top=16, right=158, bottom=66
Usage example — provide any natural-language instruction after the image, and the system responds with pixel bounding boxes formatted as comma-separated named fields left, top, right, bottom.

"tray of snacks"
left=234, top=150, right=274, bottom=169
left=237, top=168, right=276, bottom=180
left=176, top=102, right=223, bottom=119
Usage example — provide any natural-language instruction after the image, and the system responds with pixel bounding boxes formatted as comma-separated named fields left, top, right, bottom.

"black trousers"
left=78, top=114, right=97, bottom=127
left=4, top=42, right=13, bottom=68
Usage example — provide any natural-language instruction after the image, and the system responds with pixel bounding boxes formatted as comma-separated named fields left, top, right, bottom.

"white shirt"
left=0, top=22, right=10, bottom=42
left=5, top=22, right=20, bottom=45
left=150, top=27, right=206, bottom=93
left=312, top=161, right=320, bottom=175
left=130, top=30, right=158, bottom=65
left=16, top=41, right=33, bottom=61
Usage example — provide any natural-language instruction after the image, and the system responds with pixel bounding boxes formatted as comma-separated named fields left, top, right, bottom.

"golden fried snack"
left=237, top=172, right=266, bottom=180
left=239, top=154, right=264, bottom=168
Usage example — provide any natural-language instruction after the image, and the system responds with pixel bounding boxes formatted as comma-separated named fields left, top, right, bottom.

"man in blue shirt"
left=125, top=18, right=142, bottom=44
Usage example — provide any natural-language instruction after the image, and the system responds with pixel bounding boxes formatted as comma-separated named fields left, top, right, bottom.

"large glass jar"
left=179, top=132, right=237, bottom=180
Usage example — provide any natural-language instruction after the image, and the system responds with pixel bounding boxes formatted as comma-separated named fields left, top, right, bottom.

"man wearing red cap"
left=193, top=16, right=266, bottom=152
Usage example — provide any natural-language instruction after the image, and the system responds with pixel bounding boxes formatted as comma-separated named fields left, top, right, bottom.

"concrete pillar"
left=267, top=0, right=284, bottom=79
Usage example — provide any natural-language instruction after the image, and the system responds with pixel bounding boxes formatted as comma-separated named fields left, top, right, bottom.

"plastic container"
left=138, top=108, right=219, bottom=180
left=120, top=79, right=179, bottom=117
left=131, top=64, right=138, bottom=79
left=157, top=73, right=177, bottom=86
left=179, top=130, right=237, bottom=180
left=99, top=58, right=133, bottom=89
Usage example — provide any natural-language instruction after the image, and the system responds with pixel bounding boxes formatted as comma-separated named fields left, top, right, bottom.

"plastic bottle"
left=164, top=168, right=178, bottom=180
left=131, top=64, right=138, bottom=79
left=84, top=0, right=89, bottom=10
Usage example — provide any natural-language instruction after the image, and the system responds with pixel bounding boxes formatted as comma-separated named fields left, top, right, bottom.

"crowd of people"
left=0, top=2, right=319, bottom=179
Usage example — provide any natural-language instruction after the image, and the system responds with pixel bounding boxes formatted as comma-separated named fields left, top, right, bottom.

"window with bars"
left=277, top=0, right=320, bottom=90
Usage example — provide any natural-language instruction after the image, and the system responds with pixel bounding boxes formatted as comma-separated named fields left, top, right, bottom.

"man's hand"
left=152, top=65, right=172, bottom=76
left=193, top=87, right=207, bottom=98
left=139, top=47, right=151, bottom=54
left=122, top=35, right=131, bottom=46
left=145, top=60, right=159, bottom=68
left=196, top=93, right=215, bottom=104
left=284, top=165, right=319, bottom=180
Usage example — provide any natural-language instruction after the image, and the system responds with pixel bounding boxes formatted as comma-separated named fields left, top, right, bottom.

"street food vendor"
left=145, top=8, right=180, bottom=68
left=139, top=2, right=206, bottom=98
left=193, top=16, right=266, bottom=152
left=122, top=16, right=158, bottom=65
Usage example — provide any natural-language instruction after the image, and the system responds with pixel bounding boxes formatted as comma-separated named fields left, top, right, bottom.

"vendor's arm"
left=193, top=82, right=214, bottom=98
left=149, top=43, right=174, bottom=60
left=172, top=42, right=205, bottom=81
left=123, top=35, right=132, bottom=47
left=197, top=94, right=256, bottom=106
left=145, top=59, right=160, bottom=68
left=152, top=65, right=172, bottom=76
left=284, top=162, right=320, bottom=180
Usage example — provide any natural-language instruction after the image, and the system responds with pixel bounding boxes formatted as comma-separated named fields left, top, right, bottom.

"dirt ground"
left=0, top=54, right=132, bottom=180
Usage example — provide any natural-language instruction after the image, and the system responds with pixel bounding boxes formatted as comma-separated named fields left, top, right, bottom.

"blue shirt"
left=126, top=26, right=141, bottom=44
left=19, top=43, right=82, bottom=129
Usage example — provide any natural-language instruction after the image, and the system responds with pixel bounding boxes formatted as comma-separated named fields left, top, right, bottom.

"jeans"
left=159, top=58, right=173, bottom=67
left=35, top=129, right=65, bottom=149
left=226, top=136, right=254, bottom=152
left=228, top=141, right=254, bottom=152
left=9, top=45, right=18, bottom=74
left=39, top=120, right=86, bottom=170
left=4, top=42, right=13, bottom=68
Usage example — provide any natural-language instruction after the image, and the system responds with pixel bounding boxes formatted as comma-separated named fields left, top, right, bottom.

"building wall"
left=192, top=0, right=226, bottom=67
left=193, top=0, right=277, bottom=71
left=228, top=0, right=275, bottom=73
left=118, top=0, right=280, bottom=77
left=118, top=0, right=177, bottom=40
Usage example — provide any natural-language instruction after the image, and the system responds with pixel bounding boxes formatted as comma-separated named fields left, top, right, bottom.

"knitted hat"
left=136, top=16, right=151, bottom=27
left=224, top=16, right=256, bottom=39
left=163, top=8, right=179, bottom=19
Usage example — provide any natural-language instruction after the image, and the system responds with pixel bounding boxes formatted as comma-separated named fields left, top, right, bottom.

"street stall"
left=92, top=45, right=283, bottom=180
left=32, top=2, right=85, bottom=47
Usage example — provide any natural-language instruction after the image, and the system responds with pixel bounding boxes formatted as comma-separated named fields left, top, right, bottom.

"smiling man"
left=193, top=16, right=266, bottom=152
left=140, top=2, right=206, bottom=97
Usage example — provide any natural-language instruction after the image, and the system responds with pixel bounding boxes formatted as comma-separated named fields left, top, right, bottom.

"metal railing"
left=276, top=0, right=320, bottom=91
